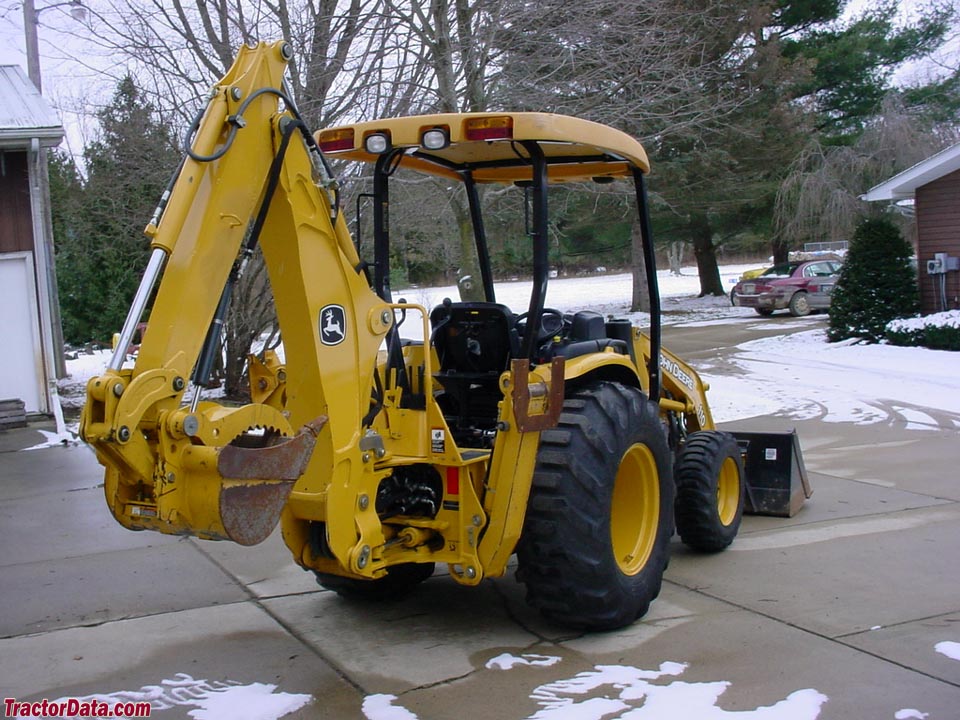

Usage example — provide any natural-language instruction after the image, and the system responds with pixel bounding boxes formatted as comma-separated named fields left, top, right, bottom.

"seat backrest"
left=430, top=302, right=518, bottom=374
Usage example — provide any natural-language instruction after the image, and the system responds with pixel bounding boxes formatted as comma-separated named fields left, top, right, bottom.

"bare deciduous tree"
left=495, top=0, right=779, bottom=308
left=775, top=95, right=960, bottom=254
left=74, top=1, right=404, bottom=126
left=377, top=0, right=511, bottom=300
left=68, top=0, right=421, bottom=397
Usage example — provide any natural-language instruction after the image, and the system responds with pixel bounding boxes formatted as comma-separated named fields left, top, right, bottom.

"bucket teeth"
left=217, top=415, right=327, bottom=480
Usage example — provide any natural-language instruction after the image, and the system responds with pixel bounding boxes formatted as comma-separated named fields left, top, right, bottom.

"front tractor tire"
left=516, top=382, right=674, bottom=631
left=674, top=431, right=745, bottom=552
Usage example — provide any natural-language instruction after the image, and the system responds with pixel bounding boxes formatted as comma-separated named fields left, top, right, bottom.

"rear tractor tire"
left=516, top=381, right=674, bottom=630
left=314, top=562, right=435, bottom=601
left=674, top=431, right=744, bottom=552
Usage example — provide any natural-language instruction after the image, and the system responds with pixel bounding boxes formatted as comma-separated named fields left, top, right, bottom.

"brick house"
left=0, top=65, right=64, bottom=416
left=863, top=142, right=960, bottom=316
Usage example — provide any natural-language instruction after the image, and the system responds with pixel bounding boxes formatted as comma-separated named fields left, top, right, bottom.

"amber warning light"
left=464, top=117, right=513, bottom=141
left=318, top=128, right=355, bottom=153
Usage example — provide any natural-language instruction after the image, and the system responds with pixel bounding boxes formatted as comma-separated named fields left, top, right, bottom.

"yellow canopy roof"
left=315, top=112, right=650, bottom=184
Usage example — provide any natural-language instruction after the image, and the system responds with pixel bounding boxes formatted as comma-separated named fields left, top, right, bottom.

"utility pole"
left=20, top=0, right=86, bottom=379
left=23, top=0, right=43, bottom=91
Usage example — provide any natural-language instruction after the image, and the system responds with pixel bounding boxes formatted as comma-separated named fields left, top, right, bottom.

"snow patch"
left=183, top=683, right=311, bottom=720
left=894, top=710, right=929, bottom=719
left=362, top=658, right=827, bottom=720
left=935, top=641, right=960, bottom=661
left=888, top=309, right=960, bottom=332
left=526, top=662, right=826, bottom=720
left=21, top=427, right=81, bottom=450
left=362, top=694, right=419, bottom=720
left=486, top=653, right=562, bottom=670
left=57, top=349, right=112, bottom=411
left=706, top=328, right=960, bottom=427
left=48, top=674, right=310, bottom=720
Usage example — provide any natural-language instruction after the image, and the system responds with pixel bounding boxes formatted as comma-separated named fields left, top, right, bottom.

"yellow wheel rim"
left=717, top=456, right=740, bottom=526
left=610, top=443, right=660, bottom=575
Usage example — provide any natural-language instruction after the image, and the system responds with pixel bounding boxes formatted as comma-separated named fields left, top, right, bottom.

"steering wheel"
left=514, top=308, right=566, bottom=343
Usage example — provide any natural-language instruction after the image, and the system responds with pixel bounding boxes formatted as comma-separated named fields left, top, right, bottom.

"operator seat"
left=429, top=301, right=519, bottom=375
left=544, top=310, right=629, bottom=360
left=429, top=301, right=520, bottom=439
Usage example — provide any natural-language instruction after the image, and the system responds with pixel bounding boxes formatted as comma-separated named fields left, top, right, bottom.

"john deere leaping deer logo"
left=319, top=305, right=346, bottom=346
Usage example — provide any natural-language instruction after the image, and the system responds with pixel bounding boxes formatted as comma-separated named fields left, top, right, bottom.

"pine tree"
left=52, top=76, right=180, bottom=344
left=782, top=1, right=954, bottom=145
left=49, top=152, right=93, bottom=344
left=827, top=217, right=918, bottom=343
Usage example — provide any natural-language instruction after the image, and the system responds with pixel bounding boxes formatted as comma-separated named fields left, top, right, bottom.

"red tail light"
left=464, top=116, right=513, bottom=141
left=318, top=128, right=355, bottom=153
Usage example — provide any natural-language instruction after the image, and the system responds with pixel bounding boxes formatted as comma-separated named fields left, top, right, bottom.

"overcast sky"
left=0, top=0, right=106, bottom=157
left=0, top=0, right=956, bottom=162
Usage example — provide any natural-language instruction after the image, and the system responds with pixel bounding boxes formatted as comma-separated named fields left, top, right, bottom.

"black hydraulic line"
left=370, top=151, right=410, bottom=393
left=184, top=87, right=287, bottom=164
left=464, top=174, right=496, bottom=302
left=192, top=115, right=300, bottom=388
left=184, top=76, right=347, bottom=387
left=355, top=192, right=376, bottom=253
left=372, top=152, right=394, bottom=302
left=246, top=117, right=300, bottom=254
left=193, top=278, right=235, bottom=387
left=184, top=85, right=342, bottom=221
left=361, top=365, right=385, bottom=428
left=634, top=169, right=661, bottom=404
left=352, top=192, right=375, bottom=285
left=519, top=141, right=550, bottom=363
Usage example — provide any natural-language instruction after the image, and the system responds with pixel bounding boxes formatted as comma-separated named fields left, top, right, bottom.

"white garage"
left=0, top=65, right=64, bottom=419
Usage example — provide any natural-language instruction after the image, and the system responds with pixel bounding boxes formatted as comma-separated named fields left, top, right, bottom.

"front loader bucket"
left=732, top=430, right=812, bottom=517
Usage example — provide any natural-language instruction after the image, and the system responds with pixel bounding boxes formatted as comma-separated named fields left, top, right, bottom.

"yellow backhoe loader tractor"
left=81, top=41, right=807, bottom=631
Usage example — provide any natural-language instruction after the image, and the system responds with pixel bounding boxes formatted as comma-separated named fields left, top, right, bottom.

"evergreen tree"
left=827, top=217, right=918, bottom=343
left=49, top=152, right=92, bottom=344
left=781, top=0, right=954, bottom=145
left=496, top=0, right=956, bottom=296
left=53, top=76, right=180, bottom=344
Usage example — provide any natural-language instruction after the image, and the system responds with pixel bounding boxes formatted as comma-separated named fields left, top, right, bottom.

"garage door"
left=0, top=252, right=45, bottom=412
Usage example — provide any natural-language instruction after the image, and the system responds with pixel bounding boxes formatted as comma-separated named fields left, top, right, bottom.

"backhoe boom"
left=81, top=41, right=393, bottom=550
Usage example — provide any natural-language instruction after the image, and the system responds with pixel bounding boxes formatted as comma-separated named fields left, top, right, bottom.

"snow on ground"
left=48, top=674, right=311, bottom=720
left=701, top=328, right=960, bottom=428
left=396, top=263, right=960, bottom=429
left=395, top=264, right=754, bottom=325
left=889, top=309, right=960, bottom=332
left=935, top=641, right=960, bottom=661
left=364, top=657, right=828, bottom=720
left=362, top=643, right=960, bottom=720
left=59, top=348, right=115, bottom=408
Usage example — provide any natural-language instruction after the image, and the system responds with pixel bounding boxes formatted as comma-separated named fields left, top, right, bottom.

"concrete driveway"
left=2, top=316, right=958, bottom=719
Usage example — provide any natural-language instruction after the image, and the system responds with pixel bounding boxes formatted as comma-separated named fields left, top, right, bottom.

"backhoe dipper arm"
left=80, top=41, right=394, bottom=546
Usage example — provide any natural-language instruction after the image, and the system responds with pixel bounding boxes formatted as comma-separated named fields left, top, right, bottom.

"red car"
left=731, top=260, right=842, bottom=317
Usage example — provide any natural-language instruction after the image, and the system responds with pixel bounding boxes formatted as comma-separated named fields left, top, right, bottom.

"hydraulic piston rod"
left=108, top=247, right=166, bottom=371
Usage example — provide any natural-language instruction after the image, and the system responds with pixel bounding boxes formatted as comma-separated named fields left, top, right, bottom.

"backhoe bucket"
left=732, top=430, right=812, bottom=517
